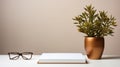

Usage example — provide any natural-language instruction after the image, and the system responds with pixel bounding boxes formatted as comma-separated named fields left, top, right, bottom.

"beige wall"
left=0, top=0, right=120, bottom=55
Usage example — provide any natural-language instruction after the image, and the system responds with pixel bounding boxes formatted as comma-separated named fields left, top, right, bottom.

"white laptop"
left=37, top=53, right=87, bottom=64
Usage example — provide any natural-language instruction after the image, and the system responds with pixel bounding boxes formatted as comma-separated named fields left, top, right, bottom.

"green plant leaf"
left=73, top=5, right=117, bottom=37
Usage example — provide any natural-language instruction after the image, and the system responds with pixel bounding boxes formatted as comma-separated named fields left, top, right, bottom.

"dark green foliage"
left=73, top=5, right=117, bottom=37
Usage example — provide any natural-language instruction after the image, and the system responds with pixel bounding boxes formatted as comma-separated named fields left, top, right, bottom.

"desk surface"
left=0, top=55, right=120, bottom=67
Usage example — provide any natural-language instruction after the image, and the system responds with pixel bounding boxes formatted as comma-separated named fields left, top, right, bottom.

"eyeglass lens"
left=22, top=52, right=33, bottom=60
left=8, top=52, right=20, bottom=60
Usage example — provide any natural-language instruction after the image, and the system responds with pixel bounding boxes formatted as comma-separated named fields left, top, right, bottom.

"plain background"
left=0, top=0, right=120, bottom=55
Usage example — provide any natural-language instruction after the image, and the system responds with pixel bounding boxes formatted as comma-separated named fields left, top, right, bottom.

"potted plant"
left=73, top=5, right=117, bottom=59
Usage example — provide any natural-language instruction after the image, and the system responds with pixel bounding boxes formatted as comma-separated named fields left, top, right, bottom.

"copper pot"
left=85, top=37, right=104, bottom=59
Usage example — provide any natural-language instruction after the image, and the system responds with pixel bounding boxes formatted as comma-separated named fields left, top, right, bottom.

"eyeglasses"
left=8, top=52, right=33, bottom=60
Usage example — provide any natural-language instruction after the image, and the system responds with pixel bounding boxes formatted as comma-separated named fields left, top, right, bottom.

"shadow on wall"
left=0, top=22, right=6, bottom=54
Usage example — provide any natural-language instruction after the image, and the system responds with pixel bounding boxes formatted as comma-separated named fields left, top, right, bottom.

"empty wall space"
left=0, top=0, right=120, bottom=55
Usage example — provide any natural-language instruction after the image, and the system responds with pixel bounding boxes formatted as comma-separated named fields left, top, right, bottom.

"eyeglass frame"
left=8, top=52, right=33, bottom=60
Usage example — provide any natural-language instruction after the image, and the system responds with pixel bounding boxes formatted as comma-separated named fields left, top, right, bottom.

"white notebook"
left=37, top=53, right=87, bottom=64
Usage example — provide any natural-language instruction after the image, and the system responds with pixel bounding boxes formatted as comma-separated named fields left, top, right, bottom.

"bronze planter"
left=85, top=37, right=104, bottom=59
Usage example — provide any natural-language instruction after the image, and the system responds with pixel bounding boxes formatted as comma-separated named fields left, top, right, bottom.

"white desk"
left=0, top=55, right=120, bottom=67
